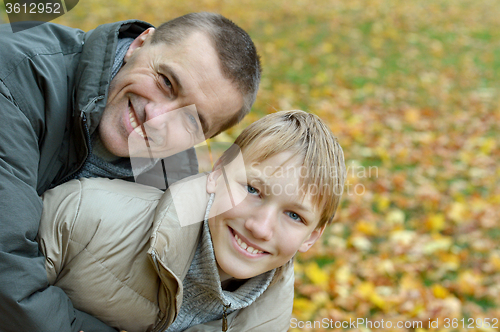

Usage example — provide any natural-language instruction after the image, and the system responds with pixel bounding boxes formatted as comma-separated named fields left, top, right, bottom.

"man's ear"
left=124, top=27, right=155, bottom=63
left=298, top=224, right=326, bottom=253
left=206, top=159, right=224, bottom=194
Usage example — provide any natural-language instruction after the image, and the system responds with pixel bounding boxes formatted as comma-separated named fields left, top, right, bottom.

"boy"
left=37, top=110, right=346, bottom=332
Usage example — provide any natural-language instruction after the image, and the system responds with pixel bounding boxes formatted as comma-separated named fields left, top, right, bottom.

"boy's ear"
left=206, top=160, right=223, bottom=194
left=124, top=28, right=155, bottom=62
left=298, top=225, right=326, bottom=253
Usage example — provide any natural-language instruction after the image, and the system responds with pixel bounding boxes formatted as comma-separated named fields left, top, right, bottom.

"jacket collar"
left=147, top=173, right=210, bottom=324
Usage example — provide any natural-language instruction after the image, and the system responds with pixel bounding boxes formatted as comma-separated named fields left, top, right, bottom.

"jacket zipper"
left=151, top=251, right=170, bottom=332
left=222, top=303, right=231, bottom=331
left=57, top=95, right=104, bottom=185
left=56, top=111, right=91, bottom=185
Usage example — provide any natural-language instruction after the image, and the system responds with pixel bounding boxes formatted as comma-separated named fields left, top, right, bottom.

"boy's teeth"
left=234, top=233, right=264, bottom=254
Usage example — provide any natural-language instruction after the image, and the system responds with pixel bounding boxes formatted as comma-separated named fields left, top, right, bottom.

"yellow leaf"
left=293, top=261, right=303, bottom=274
left=386, top=209, right=405, bottom=225
left=369, top=293, right=387, bottom=311
left=491, top=194, right=500, bottom=204
left=377, top=195, right=391, bottom=212
left=489, top=253, right=500, bottom=272
left=304, top=262, right=329, bottom=286
left=335, top=265, right=351, bottom=284
left=294, top=298, right=314, bottom=311
left=400, top=274, right=420, bottom=290
left=356, top=281, right=375, bottom=299
left=293, top=298, right=316, bottom=320
left=423, top=235, right=452, bottom=254
left=377, top=259, right=395, bottom=276
left=390, top=230, right=416, bottom=246
left=356, top=282, right=388, bottom=310
left=426, top=213, right=446, bottom=232
left=447, top=202, right=467, bottom=224
left=480, top=137, right=496, bottom=155
left=355, top=220, right=377, bottom=235
left=432, top=284, right=450, bottom=299
left=457, top=271, right=482, bottom=295
left=404, top=108, right=420, bottom=124
left=311, top=291, right=329, bottom=306
left=321, top=42, right=333, bottom=53
left=410, top=304, right=425, bottom=317
left=439, top=253, right=460, bottom=271
left=350, top=235, right=372, bottom=251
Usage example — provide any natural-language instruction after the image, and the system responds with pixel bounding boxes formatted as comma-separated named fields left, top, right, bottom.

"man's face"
left=99, top=28, right=244, bottom=157
left=206, top=151, right=325, bottom=281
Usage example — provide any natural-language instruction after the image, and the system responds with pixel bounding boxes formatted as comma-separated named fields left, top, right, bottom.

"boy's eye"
left=184, top=112, right=199, bottom=132
left=286, top=211, right=303, bottom=223
left=246, top=185, right=260, bottom=195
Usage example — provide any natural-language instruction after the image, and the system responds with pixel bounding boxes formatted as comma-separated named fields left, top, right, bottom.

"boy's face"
left=206, top=151, right=325, bottom=280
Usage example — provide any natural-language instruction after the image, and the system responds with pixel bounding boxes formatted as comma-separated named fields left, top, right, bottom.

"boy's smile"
left=206, top=151, right=326, bottom=281
left=231, top=228, right=267, bottom=255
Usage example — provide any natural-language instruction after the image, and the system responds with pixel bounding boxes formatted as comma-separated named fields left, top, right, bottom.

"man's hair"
left=151, top=12, right=261, bottom=136
left=221, top=110, right=346, bottom=228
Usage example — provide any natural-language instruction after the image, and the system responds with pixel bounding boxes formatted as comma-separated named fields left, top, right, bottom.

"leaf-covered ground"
left=3, top=0, right=499, bottom=330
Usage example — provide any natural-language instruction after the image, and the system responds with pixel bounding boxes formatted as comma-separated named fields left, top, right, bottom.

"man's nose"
left=244, top=207, right=275, bottom=241
left=144, top=101, right=176, bottom=123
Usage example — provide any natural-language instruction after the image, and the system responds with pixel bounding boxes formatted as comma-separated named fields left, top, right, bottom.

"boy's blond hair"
left=221, top=110, right=346, bottom=229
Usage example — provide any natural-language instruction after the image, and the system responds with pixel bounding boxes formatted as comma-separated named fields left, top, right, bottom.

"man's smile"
left=127, top=99, right=147, bottom=139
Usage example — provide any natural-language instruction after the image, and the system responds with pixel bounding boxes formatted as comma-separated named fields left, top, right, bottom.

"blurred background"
left=2, top=0, right=500, bottom=330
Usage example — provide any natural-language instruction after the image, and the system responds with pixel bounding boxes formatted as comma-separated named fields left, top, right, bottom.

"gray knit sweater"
left=165, top=220, right=275, bottom=332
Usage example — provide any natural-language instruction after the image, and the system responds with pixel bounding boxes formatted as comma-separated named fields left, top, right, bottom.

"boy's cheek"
left=209, top=184, right=247, bottom=219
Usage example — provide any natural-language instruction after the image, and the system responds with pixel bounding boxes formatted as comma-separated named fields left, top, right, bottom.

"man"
left=0, top=12, right=261, bottom=332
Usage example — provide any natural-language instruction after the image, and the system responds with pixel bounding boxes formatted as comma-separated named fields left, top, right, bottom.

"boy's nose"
left=244, top=207, right=275, bottom=241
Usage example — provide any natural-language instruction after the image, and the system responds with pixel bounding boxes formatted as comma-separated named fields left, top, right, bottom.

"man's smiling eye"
left=161, top=74, right=172, bottom=89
